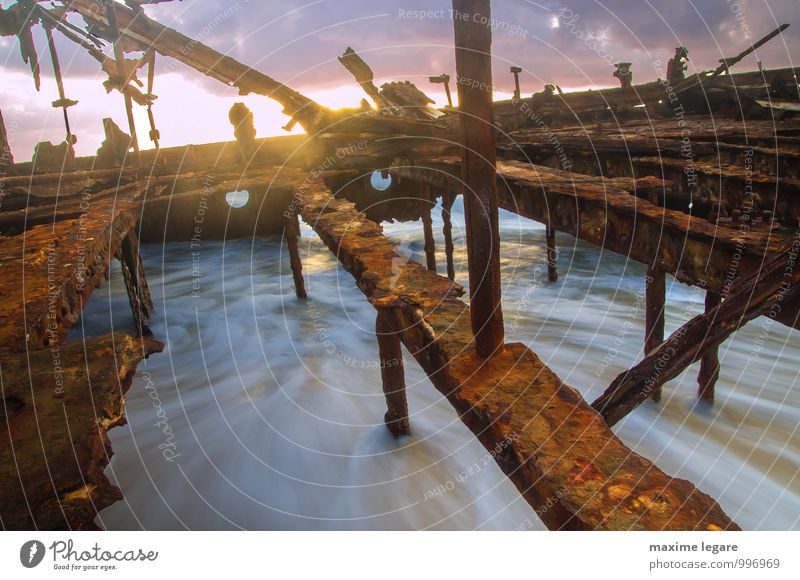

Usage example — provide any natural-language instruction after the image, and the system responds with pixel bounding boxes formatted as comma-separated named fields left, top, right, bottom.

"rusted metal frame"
left=35, top=5, right=107, bottom=62
left=441, top=191, right=457, bottom=280
left=115, top=228, right=153, bottom=333
left=103, top=0, right=141, bottom=167
left=0, top=333, right=163, bottom=530
left=628, top=156, right=800, bottom=225
left=592, top=234, right=800, bottom=426
left=391, top=158, right=791, bottom=327
left=645, top=267, right=666, bottom=401
left=0, top=191, right=147, bottom=352
left=43, top=22, right=74, bottom=141
left=0, top=108, right=12, bottom=167
left=420, top=185, right=437, bottom=273
left=492, top=67, right=798, bottom=118
left=545, top=220, right=558, bottom=282
left=65, top=0, right=326, bottom=132
left=375, top=308, right=411, bottom=437
left=452, top=0, right=504, bottom=358
left=698, top=290, right=722, bottom=402
left=283, top=211, right=307, bottom=299
left=297, top=181, right=738, bottom=531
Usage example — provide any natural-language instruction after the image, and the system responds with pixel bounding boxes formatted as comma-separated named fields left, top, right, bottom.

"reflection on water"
left=75, top=199, right=799, bottom=530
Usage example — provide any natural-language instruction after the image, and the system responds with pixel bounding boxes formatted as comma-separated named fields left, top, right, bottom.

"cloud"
left=142, top=0, right=797, bottom=93
left=1, top=0, right=796, bottom=158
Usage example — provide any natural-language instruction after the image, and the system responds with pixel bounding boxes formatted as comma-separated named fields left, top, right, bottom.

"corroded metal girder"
left=0, top=333, right=163, bottom=530
left=0, top=189, right=149, bottom=351
left=298, top=180, right=738, bottom=531
left=594, top=233, right=800, bottom=425
left=391, top=158, right=799, bottom=329
left=61, top=0, right=328, bottom=131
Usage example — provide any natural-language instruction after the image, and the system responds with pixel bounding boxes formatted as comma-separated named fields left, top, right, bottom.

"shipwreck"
left=1, top=0, right=799, bottom=530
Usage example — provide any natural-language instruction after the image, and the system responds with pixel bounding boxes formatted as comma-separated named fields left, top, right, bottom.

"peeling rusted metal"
left=298, top=180, right=738, bottom=531
left=0, top=192, right=148, bottom=351
left=0, top=333, right=163, bottom=530
left=392, top=158, right=798, bottom=329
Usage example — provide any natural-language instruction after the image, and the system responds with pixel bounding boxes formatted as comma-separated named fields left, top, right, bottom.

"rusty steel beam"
left=62, top=0, right=329, bottom=131
left=298, top=179, right=738, bottom=531
left=441, top=191, right=457, bottom=280
left=0, top=188, right=150, bottom=351
left=116, top=228, right=154, bottom=333
left=546, top=221, right=558, bottom=282
left=421, top=201, right=437, bottom=272
left=283, top=211, right=307, bottom=299
left=0, top=333, right=163, bottom=529
left=375, top=307, right=411, bottom=437
left=645, top=267, right=666, bottom=401
left=452, top=0, right=504, bottom=358
left=390, top=158, right=800, bottom=329
left=698, top=290, right=722, bottom=402
left=593, top=233, right=800, bottom=425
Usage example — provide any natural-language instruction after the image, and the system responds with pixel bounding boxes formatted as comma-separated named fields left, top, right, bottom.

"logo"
left=20, top=540, right=46, bottom=568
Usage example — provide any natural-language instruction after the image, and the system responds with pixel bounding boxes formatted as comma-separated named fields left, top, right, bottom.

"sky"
left=1, top=0, right=797, bottom=159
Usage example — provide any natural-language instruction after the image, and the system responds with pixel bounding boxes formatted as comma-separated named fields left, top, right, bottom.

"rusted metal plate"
left=0, top=333, right=163, bottom=530
left=298, top=181, right=738, bottom=530
left=393, top=157, right=788, bottom=314
left=0, top=193, right=145, bottom=351
left=138, top=166, right=305, bottom=242
left=500, top=116, right=800, bottom=186
left=493, top=68, right=800, bottom=120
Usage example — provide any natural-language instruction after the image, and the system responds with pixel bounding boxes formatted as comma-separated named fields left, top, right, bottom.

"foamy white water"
left=73, top=200, right=799, bottom=530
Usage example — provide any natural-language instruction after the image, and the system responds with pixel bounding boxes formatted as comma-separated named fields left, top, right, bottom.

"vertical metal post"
left=0, top=108, right=12, bottom=167
left=116, top=230, right=153, bottom=335
left=443, top=77, right=453, bottom=108
left=429, top=74, right=453, bottom=108
left=44, top=24, right=73, bottom=141
left=441, top=191, right=457, bottom=280
left=421, top=187, right=437, bottom=273
left=145, top=50, right=160, bottom=149
left=375, top=309, right=410, bottom=437
left=284, top=212, right=307, bottom=299
left=104, top=0, right=141, bottom=167
left=698, top=290, right=721, bottom=402
left=510, top=66, right=522, bottom=101
left=452, top=0, right=505, bottom=358
left=546, top=221, right=557, bottom=282
left=645, top=267, right=666, bottom=401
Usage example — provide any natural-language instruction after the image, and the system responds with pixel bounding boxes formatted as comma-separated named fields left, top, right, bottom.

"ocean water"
left=73, top=200, right=800, bottom=530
